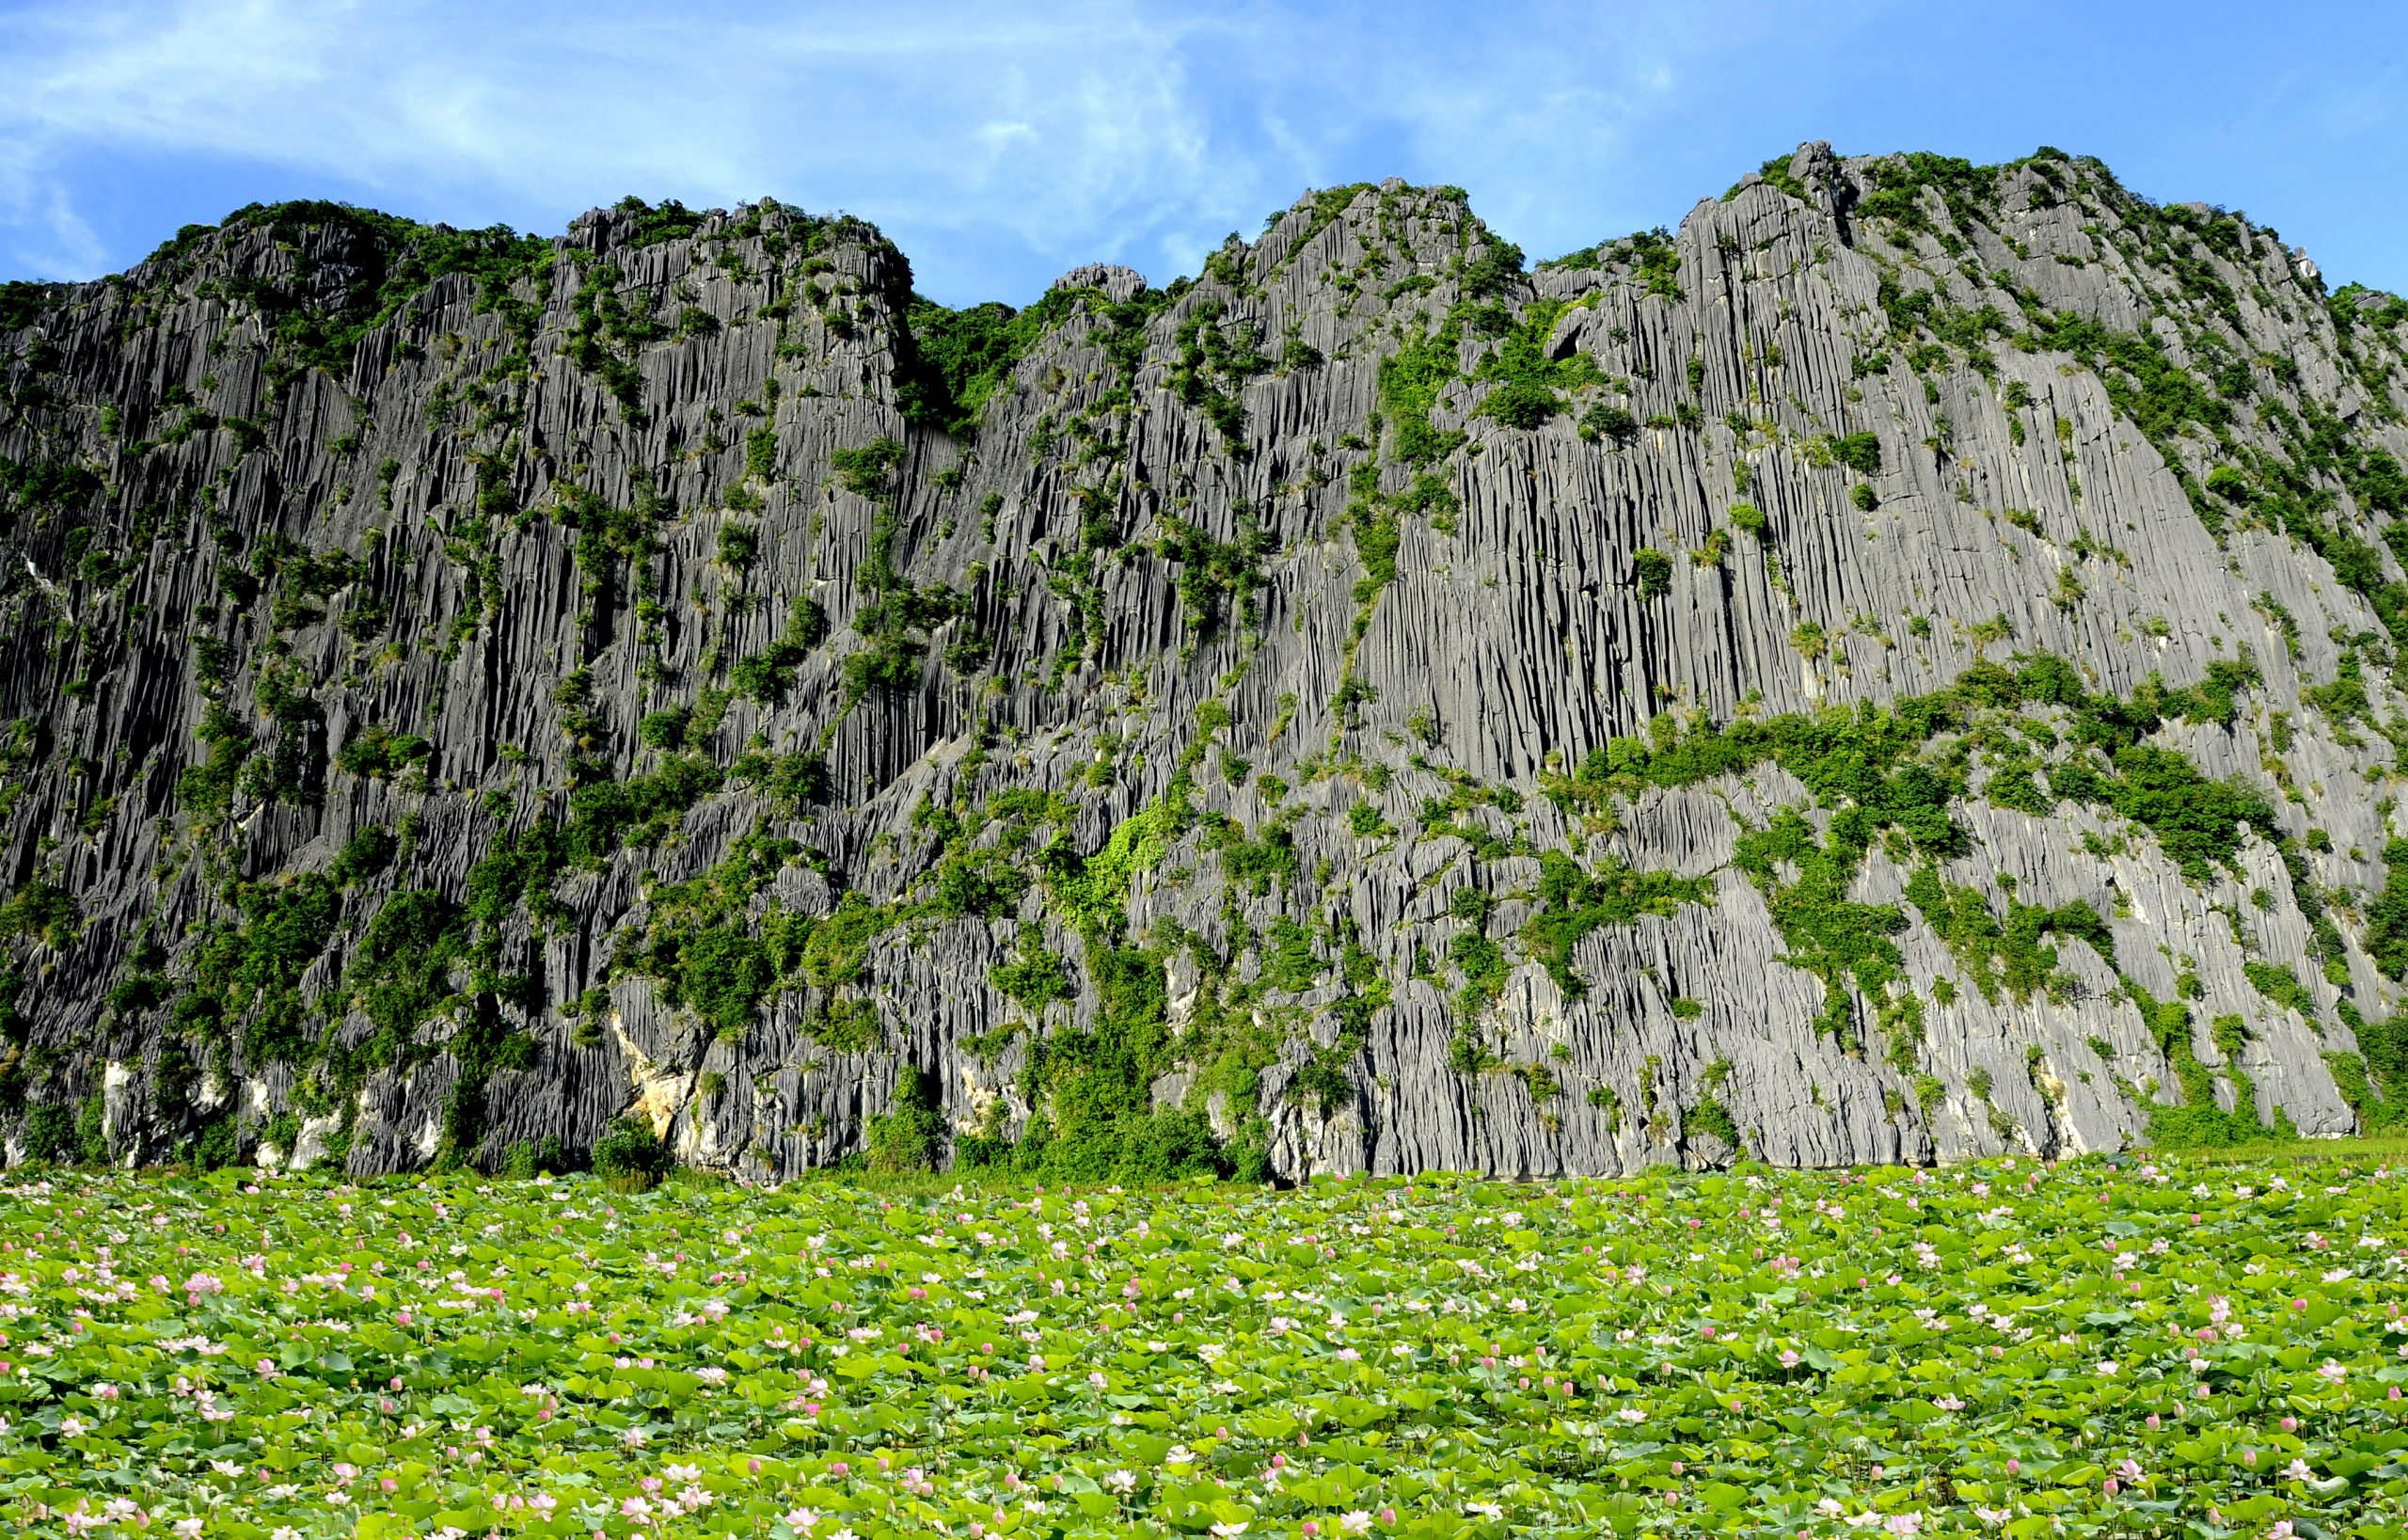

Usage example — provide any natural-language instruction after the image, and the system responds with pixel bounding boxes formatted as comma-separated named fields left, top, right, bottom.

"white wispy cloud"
left=0, top=0, right=1735, bottom=295
left=10, top=0, right=2390, bottom=299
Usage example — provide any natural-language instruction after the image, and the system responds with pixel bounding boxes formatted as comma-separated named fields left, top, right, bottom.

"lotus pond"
left=4, top=1155, right=2407, bottom=1539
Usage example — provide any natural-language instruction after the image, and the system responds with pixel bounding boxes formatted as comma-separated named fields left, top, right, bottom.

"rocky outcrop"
left=1, top=151, right=2405, bottom=1179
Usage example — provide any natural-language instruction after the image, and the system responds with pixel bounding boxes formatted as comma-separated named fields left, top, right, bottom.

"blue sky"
left=1, top=1, right=2400, bottom=307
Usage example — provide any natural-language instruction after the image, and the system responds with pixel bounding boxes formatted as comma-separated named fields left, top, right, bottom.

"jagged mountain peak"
left=0, top=146, right=2403, bottom=1180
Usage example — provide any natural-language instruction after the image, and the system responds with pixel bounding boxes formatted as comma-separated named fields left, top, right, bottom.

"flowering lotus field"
left=4, top=1159, right=2408, bottom=1540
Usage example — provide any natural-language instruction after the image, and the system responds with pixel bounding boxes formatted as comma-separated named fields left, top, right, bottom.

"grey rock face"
left=1052, top=264, right=1147, bottom=302
left=0, top=149, right=2404, bottom=1181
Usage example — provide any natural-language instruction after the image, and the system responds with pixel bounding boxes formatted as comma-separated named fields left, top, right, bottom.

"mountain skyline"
left=2, top=0, right=2401, bottom=306
left=2, top=143, right=2404, bottom=1179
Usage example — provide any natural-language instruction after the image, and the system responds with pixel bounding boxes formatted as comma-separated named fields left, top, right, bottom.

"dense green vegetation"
left=896, top=289, right=1088, bottom=435
left=1546, top=653, right=2276, bottom=883
left=1544, top=652, right=2287, bottom=1044
left=7, top=1154, right=2408, bottom=1538
left=1521, top=850, right=1713, bottom=996
left=141, top=200, right=557, bottom=388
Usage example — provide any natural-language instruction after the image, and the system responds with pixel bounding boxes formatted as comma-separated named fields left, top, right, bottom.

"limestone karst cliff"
left=3, top=142, right=2406, bottom=1180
